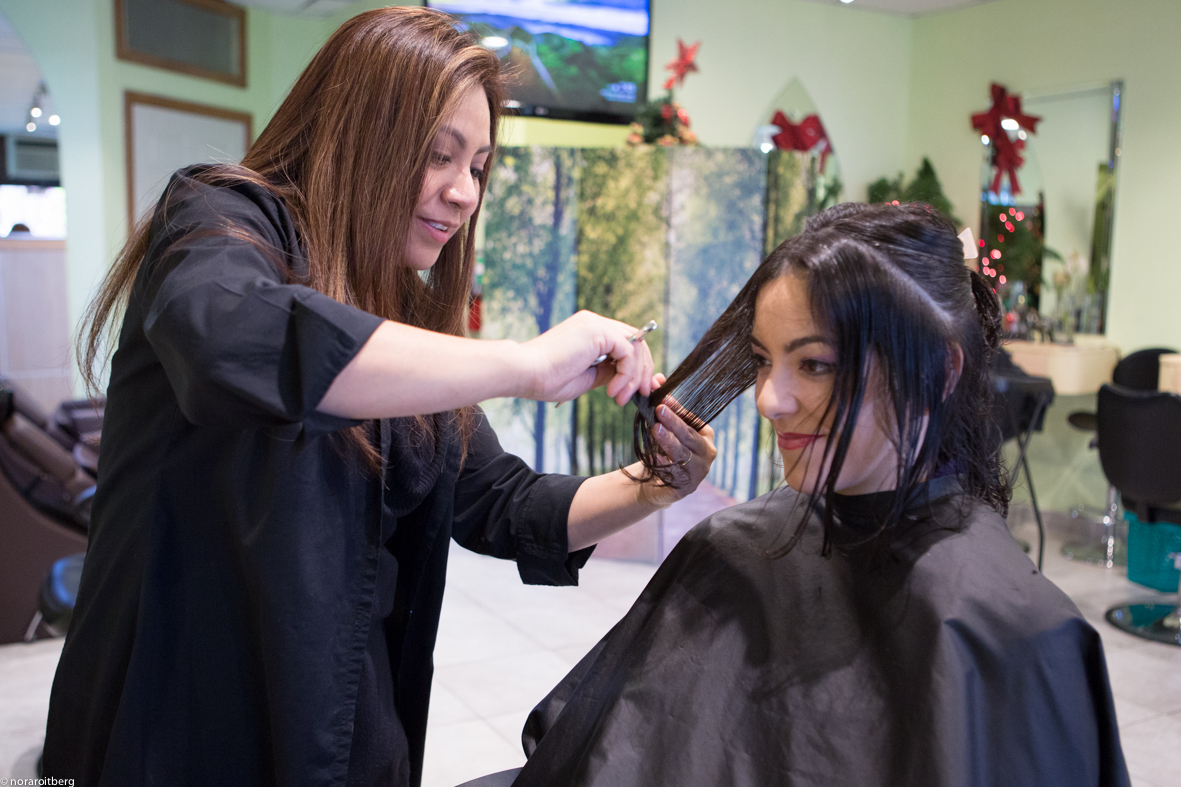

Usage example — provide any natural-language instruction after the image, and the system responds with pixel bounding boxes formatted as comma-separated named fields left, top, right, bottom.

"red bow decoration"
left=663, top=39, right=700, bottom=91
left=770, top=111, right=833, bottom=171
left=971, top=83, right=1041, bottom=195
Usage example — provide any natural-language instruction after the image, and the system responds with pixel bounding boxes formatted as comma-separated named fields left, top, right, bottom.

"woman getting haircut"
left=41, top=9, right=716, bottom=787
left=500, top=203, right=1130, bottom=787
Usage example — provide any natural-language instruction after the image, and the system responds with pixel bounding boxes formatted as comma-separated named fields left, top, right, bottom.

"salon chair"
left=991, top=350, right=1054, bottom=570
left=1095, top=384, right=1181, bottom=646
left=1063, top=347, right=1176, bottom=567
left=0, top=381, right=93, bottom=644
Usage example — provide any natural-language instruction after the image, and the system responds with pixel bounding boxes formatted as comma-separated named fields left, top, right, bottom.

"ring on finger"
left=675, top=456, right=692, bottom=468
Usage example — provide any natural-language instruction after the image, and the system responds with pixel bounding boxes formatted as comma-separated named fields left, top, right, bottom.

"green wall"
left=644, top=0, right=913, bottom=209
left=906, top=0, right=1181, bottom=353
left=9, top=0, right=1173, bottom=370
left=0, top=0, right=917, bottom=380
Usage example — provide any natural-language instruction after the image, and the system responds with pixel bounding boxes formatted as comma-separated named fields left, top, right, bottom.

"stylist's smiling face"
left=752, top=274, right=898, bottom=496
left=406, top=83, right=492, bottom=270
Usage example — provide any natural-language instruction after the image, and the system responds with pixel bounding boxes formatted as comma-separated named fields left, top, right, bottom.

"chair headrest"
left=1112, top=347, right=1179, bottom=390
left=0, top=377, right=49, bottom=427
left=1097, top=384, right=1181, bottom=506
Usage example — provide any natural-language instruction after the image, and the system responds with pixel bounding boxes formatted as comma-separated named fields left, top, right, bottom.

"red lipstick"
left=777, top=431, right=822, bottom=451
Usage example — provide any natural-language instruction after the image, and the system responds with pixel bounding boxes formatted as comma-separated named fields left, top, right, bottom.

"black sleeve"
left=452, top=412, right=593, bottom=586
left=136, top=181, right=384, bottom=435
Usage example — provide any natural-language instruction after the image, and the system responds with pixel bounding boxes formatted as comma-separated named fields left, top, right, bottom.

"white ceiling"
left=798, top=0, right=1002, bottom=16
left=0, top=13, right=56, bottom=139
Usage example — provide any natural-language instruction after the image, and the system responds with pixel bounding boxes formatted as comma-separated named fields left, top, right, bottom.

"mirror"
left=1025, top=82, right=1121, bottom=335
left=978, top=81, right=1122, bottom=339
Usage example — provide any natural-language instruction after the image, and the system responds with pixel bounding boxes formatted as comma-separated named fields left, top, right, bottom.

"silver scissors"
left=592, top=320, right=658, bottom=365
left=555, top=320, right=658, bottom=408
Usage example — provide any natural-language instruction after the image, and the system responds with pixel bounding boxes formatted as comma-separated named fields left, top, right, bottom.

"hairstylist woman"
left=41, top=9, right=715, bottom=787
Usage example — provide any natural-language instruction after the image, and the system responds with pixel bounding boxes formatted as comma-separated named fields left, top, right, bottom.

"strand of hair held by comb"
left=631, top=285, right=762, bottom=487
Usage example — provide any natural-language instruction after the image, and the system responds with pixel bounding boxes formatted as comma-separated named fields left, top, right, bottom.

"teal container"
left=1126, top=511, right=1181, bottom=592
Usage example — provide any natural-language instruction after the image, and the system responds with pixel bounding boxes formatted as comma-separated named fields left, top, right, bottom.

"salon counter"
left=1158, top=353, right=1181, bottom=395
left=1003, top=339, right=1118, bottom=396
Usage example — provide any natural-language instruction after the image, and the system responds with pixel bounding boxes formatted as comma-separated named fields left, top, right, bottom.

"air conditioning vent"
left=5, top=137, right=59, bottom=182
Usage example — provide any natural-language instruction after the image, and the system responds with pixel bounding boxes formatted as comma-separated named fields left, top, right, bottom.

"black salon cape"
left=42, top=167, right=590, bottom=787
left=516, top=479, right=1130, bottom=787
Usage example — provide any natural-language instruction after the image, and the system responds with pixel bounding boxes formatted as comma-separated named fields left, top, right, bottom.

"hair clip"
left=958, top=227, right=979, bottom=260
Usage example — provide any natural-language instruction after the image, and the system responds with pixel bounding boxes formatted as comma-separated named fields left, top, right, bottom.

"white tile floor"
left=2, top=508, right=1179, bottom=787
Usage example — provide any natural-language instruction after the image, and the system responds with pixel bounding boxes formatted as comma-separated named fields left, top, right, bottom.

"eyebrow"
left=750, top=334, right=830, bottom=354
left=441, top=125, right=492, bottom=155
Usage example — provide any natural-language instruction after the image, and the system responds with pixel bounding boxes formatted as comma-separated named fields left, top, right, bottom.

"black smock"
left=41, top=167, right=590, bottom=787
left=515, top=478, right=1131, bottom=787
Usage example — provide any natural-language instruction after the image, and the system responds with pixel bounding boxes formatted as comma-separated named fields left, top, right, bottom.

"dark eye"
left=801, top=358, right=834, bottom=376
left=471, top=167, right=485, bottom=181
left=751, top=351, right=770, bottom=369
left=431, top=152, right=451, bottom=166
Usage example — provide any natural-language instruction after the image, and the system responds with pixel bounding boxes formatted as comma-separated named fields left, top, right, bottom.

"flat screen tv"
left=426, top=0, right=650, bottom=124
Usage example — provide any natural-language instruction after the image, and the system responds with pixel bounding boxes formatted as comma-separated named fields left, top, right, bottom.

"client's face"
left=752, top=274, right=900, bottom=496
left=404, top=84, right=492, bottom=270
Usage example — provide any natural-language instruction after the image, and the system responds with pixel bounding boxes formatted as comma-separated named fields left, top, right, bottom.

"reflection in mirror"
left=980, top=81, right=1122, bottom=339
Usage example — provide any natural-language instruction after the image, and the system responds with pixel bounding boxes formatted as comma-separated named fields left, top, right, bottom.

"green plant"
left=867, top=157, right=960, bottom=226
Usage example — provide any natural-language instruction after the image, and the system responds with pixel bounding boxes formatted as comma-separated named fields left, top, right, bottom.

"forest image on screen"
left=431, top=0, right=649, bottom=119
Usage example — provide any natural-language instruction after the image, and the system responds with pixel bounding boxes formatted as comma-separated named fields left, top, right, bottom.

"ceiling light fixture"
left=26, top=82, right=51, bottom=134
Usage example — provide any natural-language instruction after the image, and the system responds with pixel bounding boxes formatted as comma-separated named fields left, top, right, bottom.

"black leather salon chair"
left=1067, top=347, right=1176, bottom=432
left=1096, top=384, right=1181, bottom=645
left=1063, top=347, right=1177, bottom=567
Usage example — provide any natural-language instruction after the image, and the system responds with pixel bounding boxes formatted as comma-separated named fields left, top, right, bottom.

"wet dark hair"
left=635, top=202, right=1009, bottom=553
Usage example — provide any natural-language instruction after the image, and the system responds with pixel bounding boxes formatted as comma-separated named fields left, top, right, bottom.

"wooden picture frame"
left=115, top=0, right=247, bottom=87
left=124, top=91, right=253, bottom=227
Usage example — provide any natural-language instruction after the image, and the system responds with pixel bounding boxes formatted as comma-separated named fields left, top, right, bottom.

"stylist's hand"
left=639, top=376, right=717, bottom=507
left=519, top=310, right=656, bottom=406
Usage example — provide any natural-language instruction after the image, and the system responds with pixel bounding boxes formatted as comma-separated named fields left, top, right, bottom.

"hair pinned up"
left=633, top=202, right=1009, bottom=553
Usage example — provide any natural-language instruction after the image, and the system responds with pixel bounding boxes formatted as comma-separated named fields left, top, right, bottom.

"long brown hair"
left=79, top=7, right=505, bottom=465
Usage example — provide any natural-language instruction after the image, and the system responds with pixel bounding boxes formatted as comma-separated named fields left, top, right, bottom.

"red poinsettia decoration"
left=630, top=37, right=701, bottom=146
left=663, top=39, right=701, bottom=91
left=971, top=83, right=1041, bottom=195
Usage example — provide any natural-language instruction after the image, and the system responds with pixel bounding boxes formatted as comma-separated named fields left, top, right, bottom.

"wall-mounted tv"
left=427, top=0, right=650, bottom=125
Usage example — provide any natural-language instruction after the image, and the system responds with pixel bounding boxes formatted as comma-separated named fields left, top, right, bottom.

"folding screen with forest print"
left=478, top=146, right=839, bottom=560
